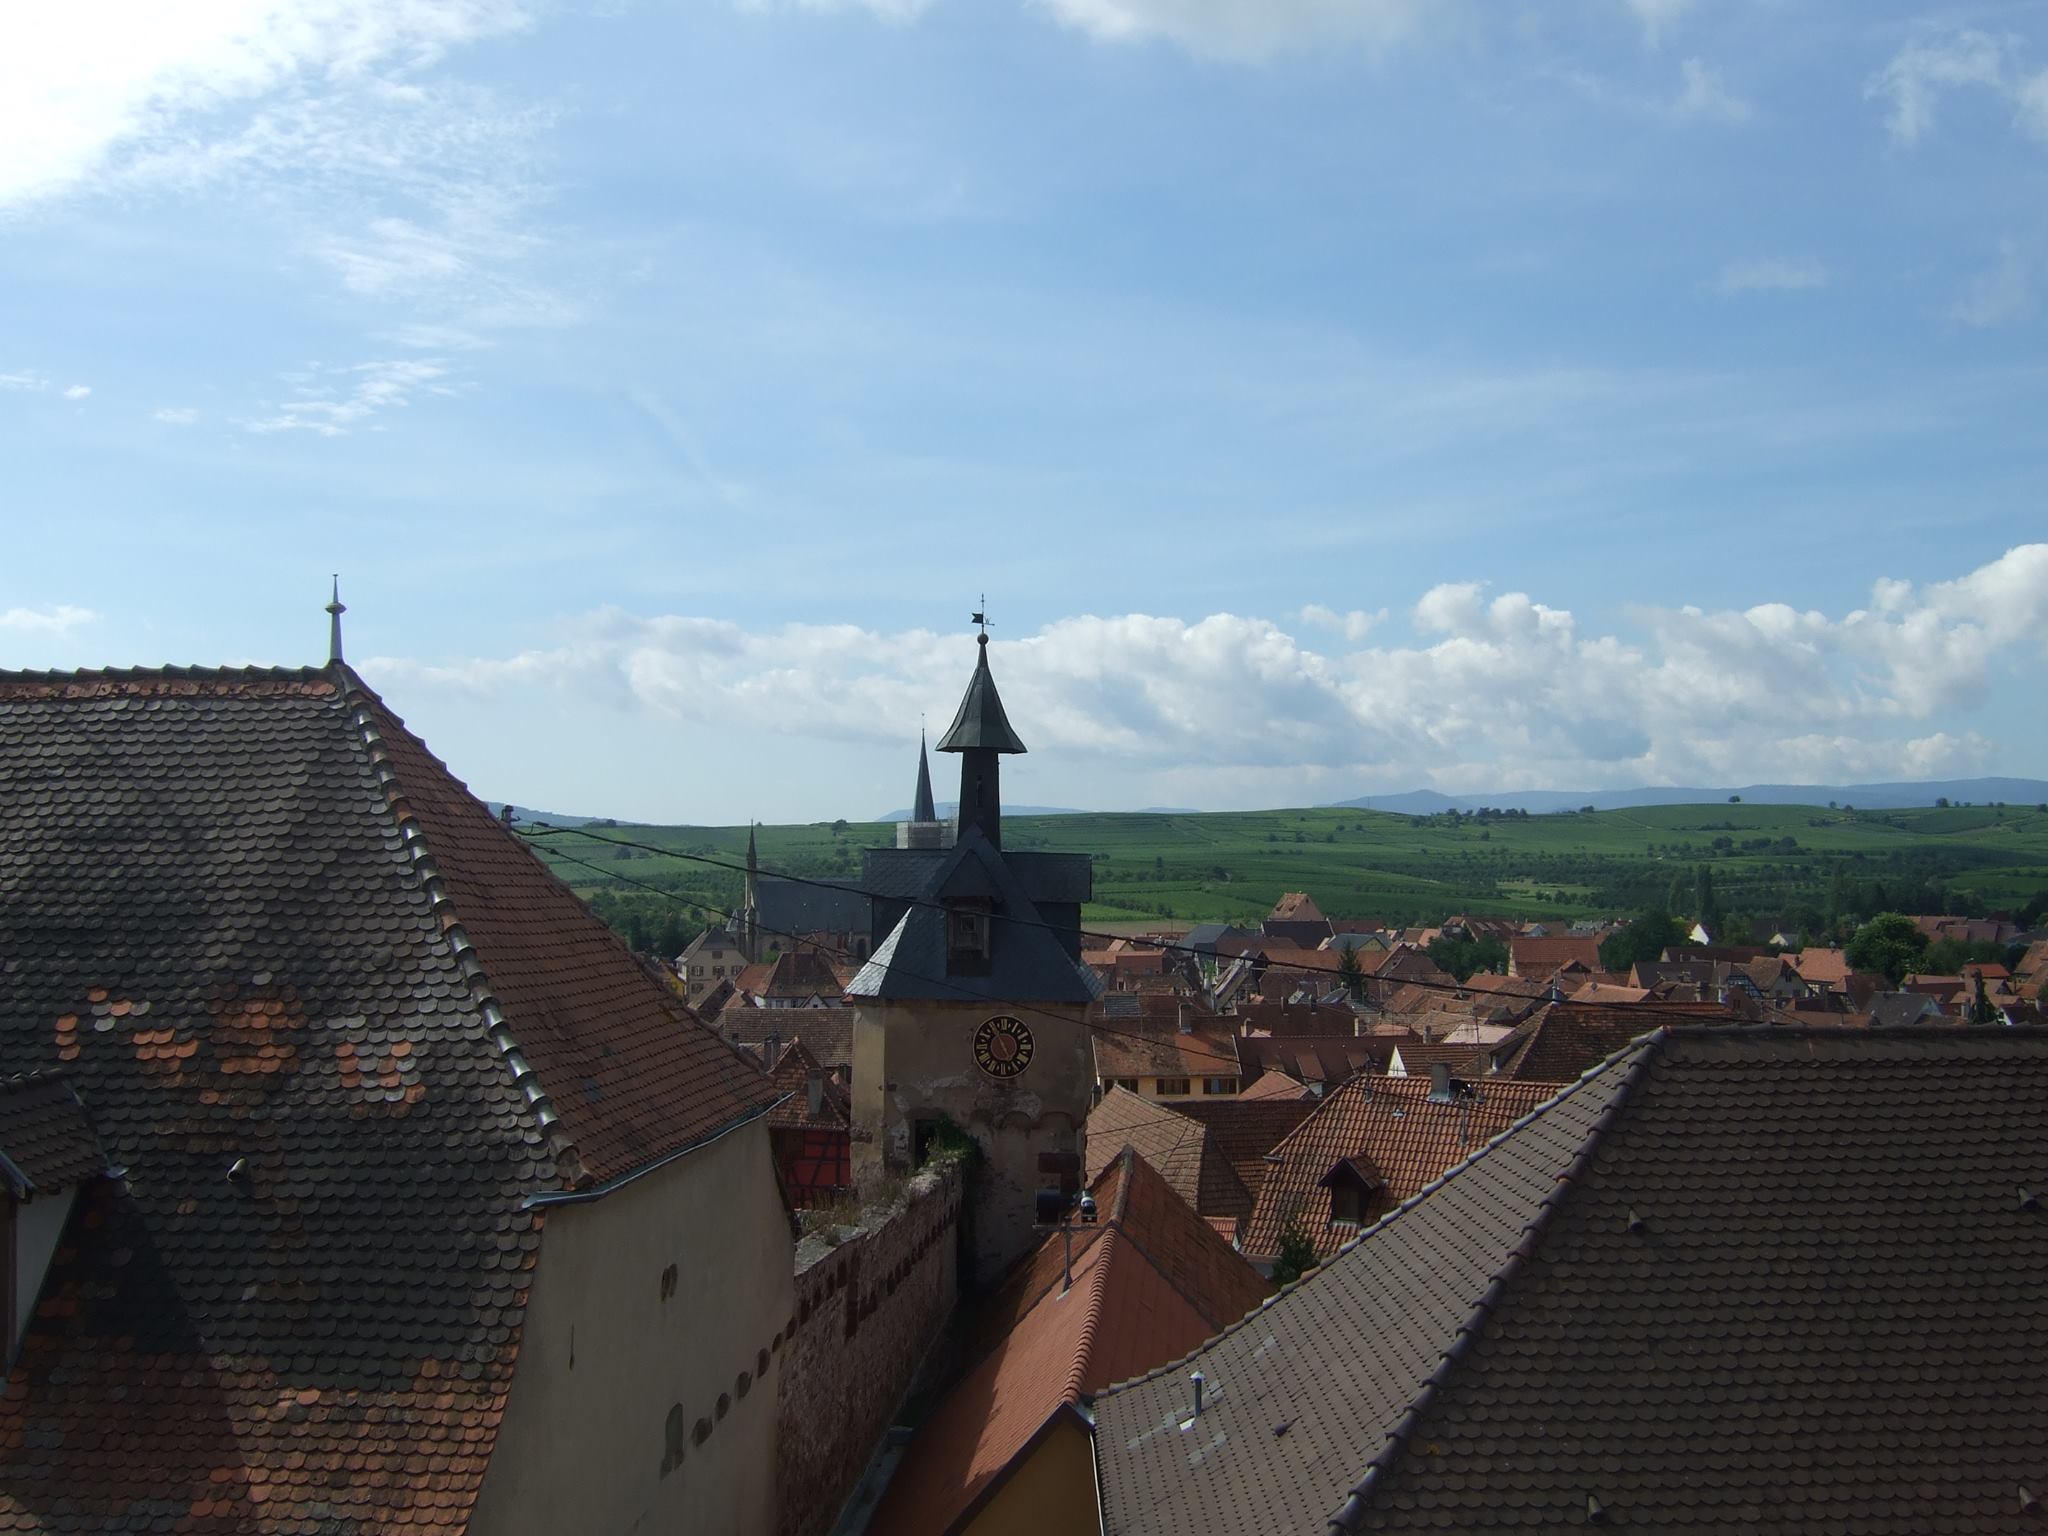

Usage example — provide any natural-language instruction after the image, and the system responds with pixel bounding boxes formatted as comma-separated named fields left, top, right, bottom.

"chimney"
left=766, top=1030, right=781, bottom=1066
left=1429, top=1061, right=1453, bottom=1101
left=1177, top=1001, right=1191, bottom=1035
left=806, top=1068, right=824, bottom=1120
left=1190, top=1370, right=1206, bottom=1419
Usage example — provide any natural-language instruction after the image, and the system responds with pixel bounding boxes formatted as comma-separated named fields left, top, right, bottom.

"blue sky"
left=3, top=0, right=2046, bottom=820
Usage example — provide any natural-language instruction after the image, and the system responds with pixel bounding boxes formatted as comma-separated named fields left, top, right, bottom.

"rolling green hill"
left=517, top=800, right=2048, bottom=954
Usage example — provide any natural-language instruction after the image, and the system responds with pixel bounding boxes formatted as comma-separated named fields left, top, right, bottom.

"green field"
left=520, top=799, right=2048, bottom=953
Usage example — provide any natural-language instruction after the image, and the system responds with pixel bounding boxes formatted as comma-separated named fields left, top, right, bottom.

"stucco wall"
left=469, top=1119, right=796, bottom=1536
left=961, top=1415, right=1096, bottom=1536
left=775, top=1162, right=961, bottom=1536
left=851, top=1000, right=1091, bottom=1282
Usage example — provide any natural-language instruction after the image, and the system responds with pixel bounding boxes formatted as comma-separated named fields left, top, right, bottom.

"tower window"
left=947, top=905, right=991, bottom=975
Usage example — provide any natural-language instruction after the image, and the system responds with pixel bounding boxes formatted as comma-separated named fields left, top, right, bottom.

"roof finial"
left=972, top=596, right=989, bottom=644
left=326, top=575, right=347, bottom=665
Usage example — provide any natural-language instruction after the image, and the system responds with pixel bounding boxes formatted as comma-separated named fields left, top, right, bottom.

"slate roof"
left=848, top=827, right=1101, bottom=1005
left=0, top=1074, right=107, bottom=1200
left=0, top=665, right=778, bottom=1533
left=1097, top=1027, right=2048, bottom=1535
left=873, top=1146, right=1268, bottom=1536
left=757, top=875, right=872, bottom=943
left=935, top=635, right=1026, bottom=755
left=1239, top=1072, right=1570, bottom=1261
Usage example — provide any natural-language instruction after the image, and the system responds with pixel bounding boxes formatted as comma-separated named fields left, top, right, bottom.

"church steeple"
left=742, top=822, right=761, bottom=960
left=937, top=620, right=1026, bottom=851
left=912, top=729, right=937, bottom=825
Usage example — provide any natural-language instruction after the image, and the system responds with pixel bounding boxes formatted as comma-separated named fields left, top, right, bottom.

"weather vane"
left=972, top=596, right=989, bottom=637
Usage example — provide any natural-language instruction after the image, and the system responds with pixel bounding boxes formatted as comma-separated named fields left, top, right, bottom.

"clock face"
left=973, top=1015, right=1035, bottom=1080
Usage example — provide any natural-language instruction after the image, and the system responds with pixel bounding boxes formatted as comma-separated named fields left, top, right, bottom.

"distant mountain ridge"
left=1324, top=777, right=2048, bottom=815
left=878, top=800, right=1084, bottom=821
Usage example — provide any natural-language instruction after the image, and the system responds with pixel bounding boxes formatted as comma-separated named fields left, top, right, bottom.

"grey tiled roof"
left=0, top=1073, right=106, bottom=1198
left=848, top=829, right=1101, bottom=1005
left=1096, top=1027, right=2048, bottom=1534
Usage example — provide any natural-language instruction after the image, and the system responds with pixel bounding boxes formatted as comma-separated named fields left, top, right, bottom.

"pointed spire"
left=937, top=631, right=1027, bottom=755
left=912, top=729, right=937, bottom=824
left=325, top=576, right=347, bottom=665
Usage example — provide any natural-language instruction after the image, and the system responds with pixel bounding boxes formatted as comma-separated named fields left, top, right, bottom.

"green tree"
left=1845, top=912, right=1930, bottom=984
left=1336, top=944, right=1365, bottom=1001
left=1695, top=865, right=1721, bottom=935
left=1600, top=910, right=1687, bottom=974
left=1273, top=1216, right=1319, bottom=1286
left=1667, top=872, right=1691, bottom=916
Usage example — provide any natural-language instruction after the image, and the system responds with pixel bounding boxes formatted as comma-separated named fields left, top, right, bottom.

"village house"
left=869, top=1146, right=1269, bottom=1536
left=0, top=648, right=794, bottom=1534
left=1084, top=1086, right=1315, bottom=1243
left=1092, top=1026, right=2048, bottom=1533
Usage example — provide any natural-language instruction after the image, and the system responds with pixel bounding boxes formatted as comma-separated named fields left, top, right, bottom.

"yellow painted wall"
left=961, top=1416, right=1098, bottom=1536
left=468, top=1121, right=796, bottom=1536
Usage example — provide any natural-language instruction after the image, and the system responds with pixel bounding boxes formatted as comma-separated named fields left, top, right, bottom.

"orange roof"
left=1267, top=891, right=1327, bottom=923
left=1509, top=935, right=1604, bottom=979
left=1241, top=1074, right=1570, bottom=1260
left=1091, top=1024, right=1240, bottom=1080
left=872, top=1148, right=1269, bottom=1536
left=1793, top=947, right=1851, bottom=985
left=1240, top=1069, right=1314, bottom=1101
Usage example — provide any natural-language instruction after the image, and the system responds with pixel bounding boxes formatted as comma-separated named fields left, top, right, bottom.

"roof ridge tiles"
left=1094, top=1033, right=1662, bottom=1407
left=1323, top=1032, right=1668, bottom=1534
left=336, top=673, right=581, bottom=1187
left=0, top=664, right=333, bottom=698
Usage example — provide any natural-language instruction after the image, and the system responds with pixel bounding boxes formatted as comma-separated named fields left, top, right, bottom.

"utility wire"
left=516, top=820, right=1550, bottom=1011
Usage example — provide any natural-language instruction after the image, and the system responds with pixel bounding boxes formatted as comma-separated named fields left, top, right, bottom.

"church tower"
left=848, top=622, right=1099, bottom=1285
left=741, top=821, right=761, bottom=961
left=895, top=729, right=955, bottom=850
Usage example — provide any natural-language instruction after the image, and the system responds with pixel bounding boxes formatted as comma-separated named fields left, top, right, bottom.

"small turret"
left=937, top=618, right=1026, bottom=851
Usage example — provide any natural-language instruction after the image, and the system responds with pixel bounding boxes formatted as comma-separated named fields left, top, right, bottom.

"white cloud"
left=153, top=405, right=200, bottom=424
left=1674, top=57, right=1751, bottom=123
left=1299, top=605, right=1386, bottom=643
left=2019, top=68, right=2048, bottom=146
left=61, top=384, right=91, bottom=400
left=1028, top=0, right=1427, bottom=62
left=1624, top=0, right=1693, bottom=49
left=243, top=356, right=451, bottom=435
left=368, top=544, right=2048, bottom=794
left=0, top=370, right=48, bottom=391
left=0, top=605, right=97, bottom=635
left=1949, top=240, right=2037, bottom=329
left=0, top=0, right=530, bottom=211
left=1865, top=29, right=2011, bottom=146
left=1710, top=258, right=1829, bottom=296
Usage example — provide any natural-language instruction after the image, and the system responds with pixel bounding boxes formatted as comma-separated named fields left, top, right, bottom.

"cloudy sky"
left=3, top=0, right=2046, bottom=820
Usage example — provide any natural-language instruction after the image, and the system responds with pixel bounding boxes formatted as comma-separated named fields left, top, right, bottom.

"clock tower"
left=847, top=620, right=1099, bottom=1285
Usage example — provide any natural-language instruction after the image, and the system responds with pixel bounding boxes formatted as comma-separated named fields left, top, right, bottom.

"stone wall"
left=775, top=1162, right=962, bottom=1536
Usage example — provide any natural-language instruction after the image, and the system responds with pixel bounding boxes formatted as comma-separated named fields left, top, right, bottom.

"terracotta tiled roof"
left=1091, top=1025, right=1239, bottom=1081
left=1084, top=1088, right=1251, bottom=1220
left=1508, top=934, right=1604, bottom=979
left=1229, top=999, right=1359, bottom=1038
left=1267, top=891, right=1327, bottom=924
left=1238, top=1069, right=1314, bottom=1101
left=1792, top=946, right=1851, bottom=985
left=1385, top=1041, right=1488, bottom=1077
left=1099, top=1027, right=2048, bottom=1535
left=1237, top=1034, right=1396, bottom=1086
left=0, top=1073, right=106, bottom=1199
left=1240, top=1072, right=1569, bottom=1260
left=1168, top=1096, right=1320, bottom=1210
left=1482, top=1001, right=1736, bottom=1082
left=872, top=1147, right=1268, bottom=1536
left=731, top=961, right=774, bottom=997
left=764, top=1040, right=848, bottom=1128
left=757, top=945, right=844, bottom=1000
left=719, top=1006, right=857, bottom=1073
left=0, top=665, right=778, bottom=1533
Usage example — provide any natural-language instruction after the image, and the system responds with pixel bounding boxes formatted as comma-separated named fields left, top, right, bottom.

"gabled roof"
left=1085, top=1087, right=1252, bottom=1220
left=1265, top=892, right=1328, bottom=925
left=1092, top=1024, right=1240, bottom=1081
left=872, top=1147, right=1269, bottom=1536
left=764, top=1039, right=849, bottom=1128
left=935, top=635, right=1026, bottom=755
left=1239, top=1071, right=1570, bottom=1260
left=0, top=1073, right=107, bottom=1199
left=1239, top=1069, right=1314, bottom=1101
left=848, top=827, right=1100, bottom=1005
left=1167, top=1095, right=1320, bottom=1209
left=1236, top=1034, right=1397, bottom=1086
left=0, top=664, right=778, bottom=1532
left=1098, top=1027, right=2048, bottom=1535
left=720, top=1006, right=857, bottom=1072
left=1481, top=1000, right=1735, bottom=1081
left=1508, top=934, right=1604, bottom=977
left=758, top=945, right=843, bottom=1000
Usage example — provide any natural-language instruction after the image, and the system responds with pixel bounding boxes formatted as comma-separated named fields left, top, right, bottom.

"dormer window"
left=1319, top=1156, right=1384, bottom=1231
left=947, top=902, right=992, bottom=976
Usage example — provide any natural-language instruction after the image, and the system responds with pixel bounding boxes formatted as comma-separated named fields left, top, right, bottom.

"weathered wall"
left=775, top=1161, right=962, bottom=1536
left=851, top=1000, right=1091, bottom=1282
left=469, top=1120, right=796, bottom=1536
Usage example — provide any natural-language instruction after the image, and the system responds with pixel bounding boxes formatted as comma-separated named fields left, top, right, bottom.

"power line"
left=516, top=820, right=1544, bottom=1011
